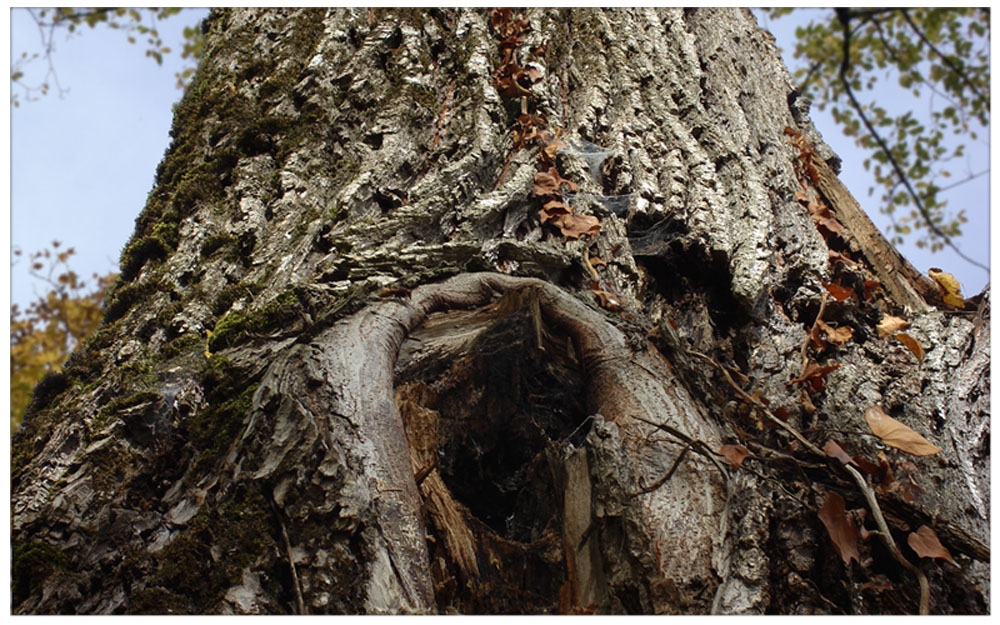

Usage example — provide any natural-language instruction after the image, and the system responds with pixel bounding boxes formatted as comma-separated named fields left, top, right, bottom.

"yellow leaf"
left=928, top=268, right=965, bottom=308
left=863, top=406, right=942, bottom=456
left=876, top=314, right=910, bottom=339
left=895, top=333, right=925, bottom=363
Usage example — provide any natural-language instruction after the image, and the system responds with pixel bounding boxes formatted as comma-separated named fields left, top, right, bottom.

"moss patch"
left=104, top=277, right=163, bottom=324
left=208, top=288, right=308, bottom=352
left=11, top=540, right=70, bottom=606
left=141, top=483, right=277, bottom=613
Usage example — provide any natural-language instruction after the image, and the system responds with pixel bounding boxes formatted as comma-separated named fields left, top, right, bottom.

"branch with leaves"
left=11, top=7, right=204, bottom=107
left=766, top=8, right=989, bottom=269
left=10, top=243, right=116, bottom=432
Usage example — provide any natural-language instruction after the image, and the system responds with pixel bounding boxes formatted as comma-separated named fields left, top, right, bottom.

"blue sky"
left=8, top=8, right=990, bottom=312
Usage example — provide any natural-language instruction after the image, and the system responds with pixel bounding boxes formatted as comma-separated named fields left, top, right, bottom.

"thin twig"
left=844, top=465, right=930, bottom=614
left=268, top=496, right=306, bottom=615
left=687, top=349, right=827, bottom=458
left=627, top=413, right=731, bottom=489
left=632, top=441, right=693, bottom=496
left=899, top=9, right=987, bottom=104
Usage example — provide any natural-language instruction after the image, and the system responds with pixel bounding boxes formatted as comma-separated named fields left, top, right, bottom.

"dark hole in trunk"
left=395, top=295, right=593, bottom=613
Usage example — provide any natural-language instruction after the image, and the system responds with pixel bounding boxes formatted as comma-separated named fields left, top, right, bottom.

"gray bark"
left=11, top=8, right=988, bottom=614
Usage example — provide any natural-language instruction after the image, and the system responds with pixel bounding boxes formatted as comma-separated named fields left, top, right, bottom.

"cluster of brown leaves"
left=817, top=404, right=945, bottom=565
left=822, top=407, right=939, bottom=498
left=490, top=9, right=543, bottom=99
left=819, top=487, right=952, bottom=568
left=489, top=8, right=615, bottom=317
left=784, top=126, right=821, bottom=184
left=490, top=9, right=601, bottom=243
left=876, top=313, right=925, bottom=363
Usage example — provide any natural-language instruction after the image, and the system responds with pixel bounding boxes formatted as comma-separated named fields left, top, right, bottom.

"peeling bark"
left=12, top=8, right=987, bottom=615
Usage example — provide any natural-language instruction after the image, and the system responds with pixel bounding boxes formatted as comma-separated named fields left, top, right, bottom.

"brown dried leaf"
left=928, top=268, right=966, bottom=309
left=720, top=444, right=749, bottom=469
left=532, top=166, right=578, bottom=196
left=539, top=143, right=560, bottom=164
left=907, top=525, right=954, bottom=563
left=824, top=440, right=855, bottom=466
left=852, top=455, right=882, bottom=477
left=828, top=249, right=858, bottom=268
left=818, top=491, right=860, bottom=566
left=550, top=213, right=600, bottom=239
left=517, top=113, right=546, bottom=127
left=788, top=361, right=842, bottom=393
left=522, top=64, right=543, bottom=84
left=817, top=319, right=853, bottom=345
left=863, top=280, right=882, bottom=301
left=876, top=314, right=910, bottom=339
left=823, top=281, right=855, bottom=302
left=863, top=406, right=942, bottom=456
left=587, top=255, right=607, bottom=269
left=808, top=200, right=844, bottom=237
left=591, top=288, right=621, bottom=311
left=895, top=333, right=925, bottom=363
left=538, top=199, right=571, bottom=224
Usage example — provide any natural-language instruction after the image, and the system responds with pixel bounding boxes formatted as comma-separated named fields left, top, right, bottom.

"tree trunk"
left=11, top=8, right=988, bottom=615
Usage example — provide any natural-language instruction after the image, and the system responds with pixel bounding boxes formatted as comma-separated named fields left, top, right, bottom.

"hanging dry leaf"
left=588, top=255, right=607, bottom=269
left=817, top=319, right=853, bottom=345
left=539, top=143, right=560, bottom=164
left=863, top=406, right=942, bottom=456
left=907, top=525, right=954, bottom=563
left=823, top=281, right=855, bottom=302
left=808, top=200, right=844, bottom=237
left=895, top=333, right=925, bottom=363
left=591, top=288, right=621, bottom=311
left=538, top=199, right=571, bottom=223
left=862, top=280, right=882, bottom=301
left=876, top=314, right=910, bottom=339
left=788, top=361, right=842, bottom=393
left=533, top=166, right=578, bottom=196
left=550, top=213, right=600, bottom=239
left=720, top=444, right=749, bottom=469
left=818, top=491, right=860, bottom=566
left=928, top=268, right=966, bottom=309
left=828, top=249, right=858, bottom=268
left=852, top=455, right=882, bottom=478
left=824, top=440, right=856, bottom=466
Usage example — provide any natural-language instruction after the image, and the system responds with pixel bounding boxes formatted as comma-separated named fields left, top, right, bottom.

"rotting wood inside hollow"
left=393, top=285, right=598, bottom=613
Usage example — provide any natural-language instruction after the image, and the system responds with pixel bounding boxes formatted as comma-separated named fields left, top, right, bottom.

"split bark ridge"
left=11, top=8, right=988, bottom=615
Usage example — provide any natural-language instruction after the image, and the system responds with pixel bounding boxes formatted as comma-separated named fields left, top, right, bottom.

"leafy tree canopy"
left=10, top=243, right=116, bottom=433
left=765, top=8, right=989, bottom=270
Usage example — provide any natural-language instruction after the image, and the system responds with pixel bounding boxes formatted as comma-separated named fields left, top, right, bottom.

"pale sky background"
left=7, top=8, right=991, bottom=312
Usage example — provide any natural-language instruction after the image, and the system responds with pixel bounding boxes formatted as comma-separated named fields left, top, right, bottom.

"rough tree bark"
left=11, top=8, right=988, bottom=615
